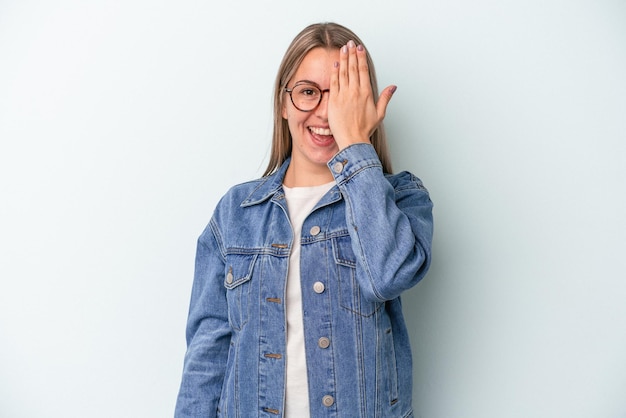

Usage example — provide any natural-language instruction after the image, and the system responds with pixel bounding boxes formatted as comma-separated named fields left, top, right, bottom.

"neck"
left=283, top=163, right=334, bottom=187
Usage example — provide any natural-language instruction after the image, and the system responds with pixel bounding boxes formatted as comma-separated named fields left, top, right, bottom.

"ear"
left=282, top=103, right=288, bottom=119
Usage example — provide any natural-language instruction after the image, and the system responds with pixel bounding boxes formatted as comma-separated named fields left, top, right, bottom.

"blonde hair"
left=263, top=22, right=393, bottom=176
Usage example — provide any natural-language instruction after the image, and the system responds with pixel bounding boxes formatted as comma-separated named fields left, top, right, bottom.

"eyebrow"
left=293, top=80, right=321, bottom=87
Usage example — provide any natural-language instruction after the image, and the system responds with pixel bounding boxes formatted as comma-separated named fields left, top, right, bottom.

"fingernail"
left=348, top=40, right=355, bottom=48
left=390, top=85, right=397, bottom=94
left=357, top=44, right=364, bottom=51
left=341, top=45, right=347, bottom=53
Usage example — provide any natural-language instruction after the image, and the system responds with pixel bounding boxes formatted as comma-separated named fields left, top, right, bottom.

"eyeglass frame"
left=284, top=82, right=331, bottom=112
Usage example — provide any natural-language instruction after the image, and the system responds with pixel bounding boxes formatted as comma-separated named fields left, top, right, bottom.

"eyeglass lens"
left=290, top=84, right=322, bottom=111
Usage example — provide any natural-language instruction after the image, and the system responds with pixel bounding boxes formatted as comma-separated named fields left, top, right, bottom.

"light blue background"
left=1, top=0, right=625, bottom=417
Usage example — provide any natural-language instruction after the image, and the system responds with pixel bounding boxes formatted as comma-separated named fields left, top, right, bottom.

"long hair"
left=263, top=22, right=393, bottom=176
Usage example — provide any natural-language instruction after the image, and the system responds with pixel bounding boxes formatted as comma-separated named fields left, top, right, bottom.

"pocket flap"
left=224, top=253, right=258, bottom=289
left=332, top=235, right=356, bottom=268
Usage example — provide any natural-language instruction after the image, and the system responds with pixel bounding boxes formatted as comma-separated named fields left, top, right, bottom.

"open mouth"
left=308, top=126, right=335, bottom=146
left=308, top=126, right=333, bottom=136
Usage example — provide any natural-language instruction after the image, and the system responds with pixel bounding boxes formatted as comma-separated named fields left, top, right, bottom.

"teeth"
left=309, top=127, right=333, bottom=136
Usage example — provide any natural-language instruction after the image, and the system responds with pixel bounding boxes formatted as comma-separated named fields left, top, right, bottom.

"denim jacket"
left=175, top=144, right=433, bottom=418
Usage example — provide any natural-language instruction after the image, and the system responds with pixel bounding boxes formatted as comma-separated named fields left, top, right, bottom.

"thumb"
left=376, top=85, right=397, bottom=120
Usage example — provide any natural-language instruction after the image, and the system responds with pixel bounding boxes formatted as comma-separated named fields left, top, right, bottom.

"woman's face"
left=282, top=47, right=341, bottom=182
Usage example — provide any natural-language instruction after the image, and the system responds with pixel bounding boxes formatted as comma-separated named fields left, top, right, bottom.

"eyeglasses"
left=284, top=82, right=330, bottom=112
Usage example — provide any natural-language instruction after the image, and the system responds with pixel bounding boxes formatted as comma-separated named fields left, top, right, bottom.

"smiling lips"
left=309, top=126, right=334, bottom=138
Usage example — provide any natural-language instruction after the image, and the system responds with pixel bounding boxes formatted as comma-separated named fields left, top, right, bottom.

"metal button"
left=332, top=161, right=344, bottom=174
left=313, top=281, right=325, bottom=294
left=309, top=225, right=321, bottom=236
left=322, top=395, right=335, bottom=407
left=318, top=337, right=330, bottom=349
left=226, top=272, right=234, bottom=284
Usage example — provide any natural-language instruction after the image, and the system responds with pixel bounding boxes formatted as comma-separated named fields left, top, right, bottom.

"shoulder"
left=220, top=177, right=268, bottom=206
left=385, top=171, right=429, bottom=193
left=200, top=177, right=269, bottom=240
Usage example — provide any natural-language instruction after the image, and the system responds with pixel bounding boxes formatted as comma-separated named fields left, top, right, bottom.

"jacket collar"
left=240, top=158, right=343, bottom=209
left=240, top=158, right=291, bottom=207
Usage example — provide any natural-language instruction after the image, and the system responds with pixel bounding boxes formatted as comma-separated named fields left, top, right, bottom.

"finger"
left=347, top=40, right=359, bottom=86
left=338, top=43, right=349, bottom=91
left=330, top=59, right=339, bottom=96
left=356, top=44, right=370, bottom=91
left=376, top=85, right=398, bottom=120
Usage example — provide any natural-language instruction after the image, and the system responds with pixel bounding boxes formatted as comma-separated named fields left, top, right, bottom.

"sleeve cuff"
left=327, top=143, right=383, bottom=184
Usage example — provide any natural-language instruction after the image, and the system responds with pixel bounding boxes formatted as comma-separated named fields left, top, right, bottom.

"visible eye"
left=294, top=85, right=321, bottom=100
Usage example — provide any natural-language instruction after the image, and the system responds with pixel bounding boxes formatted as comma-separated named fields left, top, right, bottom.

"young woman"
left=175, top=22, right=433, bottom=418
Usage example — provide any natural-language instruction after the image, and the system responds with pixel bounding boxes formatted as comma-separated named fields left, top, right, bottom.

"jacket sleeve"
left=328, top=143, right=434, bottom=302
left=175, top=218, right=230, bottom=417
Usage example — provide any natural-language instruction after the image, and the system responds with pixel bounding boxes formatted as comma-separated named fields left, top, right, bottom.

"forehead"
left=291, top=47, right=340, bottom=83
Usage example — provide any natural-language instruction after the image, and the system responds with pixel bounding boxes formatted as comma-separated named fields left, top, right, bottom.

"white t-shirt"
left=282, top=181, right=334, bottom=418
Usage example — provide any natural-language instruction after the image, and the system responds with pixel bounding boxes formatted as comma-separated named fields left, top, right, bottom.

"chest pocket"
left=224, top=253, right=258, bottom=330
left=332, top=235, right=382, bottom=317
